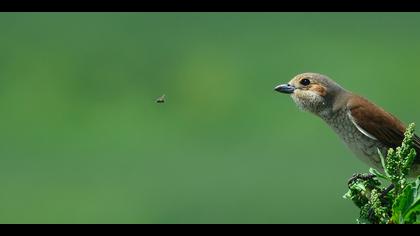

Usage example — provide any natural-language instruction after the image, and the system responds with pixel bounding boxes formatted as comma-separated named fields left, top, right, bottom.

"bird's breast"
left=322, top=109, right=388, bottom=170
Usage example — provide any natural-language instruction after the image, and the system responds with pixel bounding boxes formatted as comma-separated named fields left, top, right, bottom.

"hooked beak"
left=274, top=84, right=295, bottom=94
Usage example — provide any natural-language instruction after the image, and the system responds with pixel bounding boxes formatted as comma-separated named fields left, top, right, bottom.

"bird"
left=274, top=72, right=420, bottom=177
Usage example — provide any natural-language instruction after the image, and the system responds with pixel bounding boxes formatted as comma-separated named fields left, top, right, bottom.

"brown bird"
left=274, top=72, right=420, bottom=177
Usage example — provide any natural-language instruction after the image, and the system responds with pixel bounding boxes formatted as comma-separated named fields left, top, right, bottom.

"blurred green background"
left=0, top=13, right=420, bottom=223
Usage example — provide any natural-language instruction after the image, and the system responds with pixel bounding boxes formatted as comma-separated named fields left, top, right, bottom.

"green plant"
left=343, top=123, right=420, bottom=224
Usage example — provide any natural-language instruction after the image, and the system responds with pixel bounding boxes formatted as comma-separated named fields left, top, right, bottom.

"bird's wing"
left=347, top=95, right=406, bottom=147
left=347, top=95, right=420, bottom=164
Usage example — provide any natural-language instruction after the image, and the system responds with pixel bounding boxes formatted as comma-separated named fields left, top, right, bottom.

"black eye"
left=300, top=78, right=310, bottom=86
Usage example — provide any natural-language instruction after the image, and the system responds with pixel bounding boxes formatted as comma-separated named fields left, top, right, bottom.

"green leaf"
left=356, top=217, right=371, bottom=224
left=415, top=177, right=420, bottom=202
left=343, top=190, right=352, bottom=200
left=377, top=148, right=391, bottom=178
left=391, top=178, right=420, bottom=224
left=403, top=177, right=420, bottom=223
left=369, top=168, right=389, bottom=180
left=391, top=186, right=412, bottom=223
left=404, top=204, right=420, bottom=223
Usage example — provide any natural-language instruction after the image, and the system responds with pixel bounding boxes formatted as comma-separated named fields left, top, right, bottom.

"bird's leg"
left=347, top=173, right=361, bottom=186
left=380, top=183, right=394, bottom=199
left=347, top=173, right=375, bottom=186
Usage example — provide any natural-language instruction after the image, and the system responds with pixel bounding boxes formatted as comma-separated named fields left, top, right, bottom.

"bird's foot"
left=380, top=183, right=394, bottom=199
left=347, top=173, right=375, bottom=186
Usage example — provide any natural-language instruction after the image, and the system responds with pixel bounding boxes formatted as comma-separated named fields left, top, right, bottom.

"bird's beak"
left=274, top=84, right=295, bottom=94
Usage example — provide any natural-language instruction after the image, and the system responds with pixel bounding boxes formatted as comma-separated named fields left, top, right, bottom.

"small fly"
left=156, top=94, right=165, bottom=103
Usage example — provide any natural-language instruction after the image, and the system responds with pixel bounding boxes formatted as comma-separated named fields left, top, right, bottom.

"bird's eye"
left=300, top=78, right=310, bottom=86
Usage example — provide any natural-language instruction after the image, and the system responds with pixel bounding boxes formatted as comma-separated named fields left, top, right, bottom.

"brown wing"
left=347, top=95, right=419, bottom=164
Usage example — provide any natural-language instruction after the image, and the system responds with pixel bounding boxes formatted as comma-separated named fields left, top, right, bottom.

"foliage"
left=343, top=123, right=420, bottom=224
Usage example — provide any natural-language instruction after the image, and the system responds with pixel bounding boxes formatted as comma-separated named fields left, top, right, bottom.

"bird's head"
left=275, top=73, right=346, bottom=116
